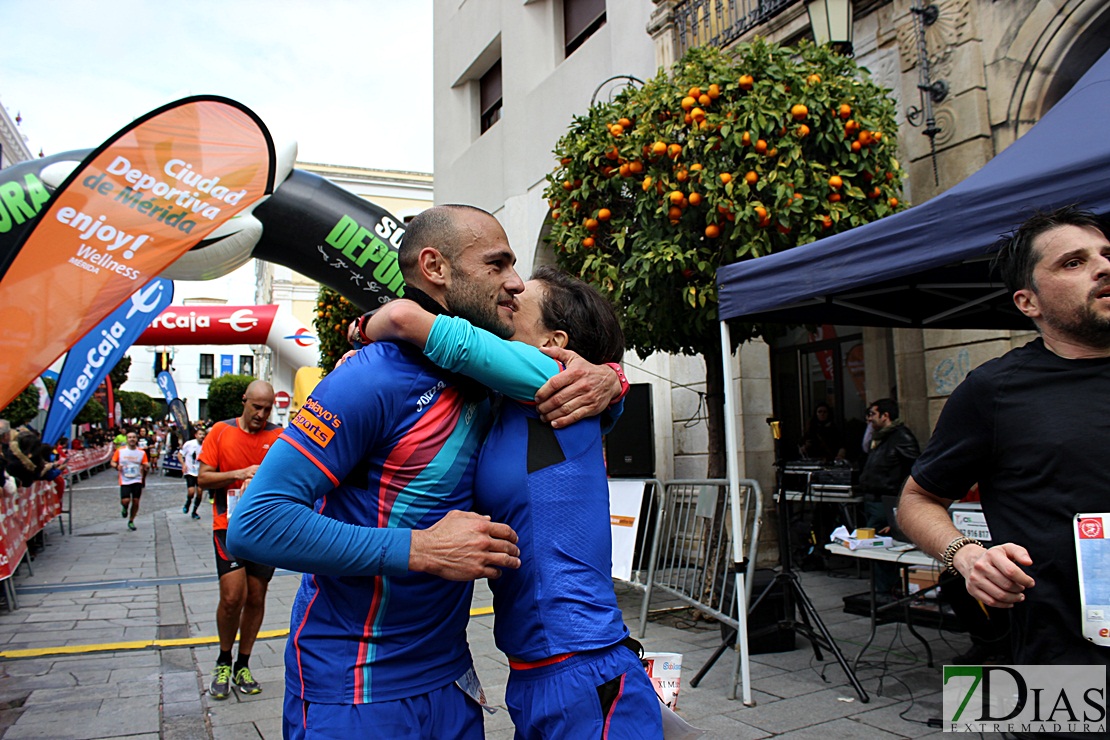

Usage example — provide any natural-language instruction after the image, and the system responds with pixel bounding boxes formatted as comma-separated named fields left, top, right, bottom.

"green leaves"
left=542, top=40, right=906, bottom=356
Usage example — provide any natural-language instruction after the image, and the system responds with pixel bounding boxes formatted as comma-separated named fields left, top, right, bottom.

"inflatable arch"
left=133, top=304, right=319, bottom=370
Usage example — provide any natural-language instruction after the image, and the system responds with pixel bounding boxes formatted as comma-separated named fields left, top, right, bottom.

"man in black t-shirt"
left=899, top=206, right=1110, bottom=675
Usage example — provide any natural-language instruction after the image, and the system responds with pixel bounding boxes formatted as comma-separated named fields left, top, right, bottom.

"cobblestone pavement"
left=0, top=465, right=1002, bottom=739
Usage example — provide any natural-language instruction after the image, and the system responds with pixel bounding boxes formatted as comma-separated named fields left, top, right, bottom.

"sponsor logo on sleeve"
left=290, top=398, right=342, bottom=448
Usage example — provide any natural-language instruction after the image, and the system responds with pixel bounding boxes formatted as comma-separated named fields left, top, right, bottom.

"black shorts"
left=213, top=529, right=276, bottom=581
left=120, top=482, right=143, bottom=500
left=184, top=475, right=198, bottom=488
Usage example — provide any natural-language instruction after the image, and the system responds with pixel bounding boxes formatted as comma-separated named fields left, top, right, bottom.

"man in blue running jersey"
left=228, top=205, right=624, bottom=739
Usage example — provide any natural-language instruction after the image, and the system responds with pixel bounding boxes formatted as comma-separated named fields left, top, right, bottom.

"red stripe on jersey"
left=280, top=434, right=340, bottom=486
left=376, top=388, right=462, bottom=527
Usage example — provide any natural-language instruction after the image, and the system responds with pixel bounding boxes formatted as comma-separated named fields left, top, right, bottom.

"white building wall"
left=433, top=0, right=697, bottom=478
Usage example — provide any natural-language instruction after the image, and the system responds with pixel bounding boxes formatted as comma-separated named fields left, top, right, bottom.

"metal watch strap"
left=942, top=535, right=982, bottom=576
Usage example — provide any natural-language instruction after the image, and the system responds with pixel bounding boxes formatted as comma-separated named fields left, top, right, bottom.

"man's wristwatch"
left=605, top=362, right=630, bottom=403
left=941, top=535, right=982, bottom=576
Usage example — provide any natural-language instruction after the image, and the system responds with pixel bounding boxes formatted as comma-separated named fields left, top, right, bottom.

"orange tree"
left=544, top=40, right=904, bottom=477
left=314, top=287, right=362, bottom=374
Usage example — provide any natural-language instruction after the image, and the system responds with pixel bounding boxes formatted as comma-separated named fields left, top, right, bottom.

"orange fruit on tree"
left=851, top=141, right=862, bottom=152
left=797, top=124, right=810, bottom=137
left=822, top=215, right=833, bottom=229
left=571, top=198, right=581, bottom=209
left=676, top=169, right=688, bottom=183
left=585, top=218, right=599, bottom=231
left=668, top=143, right=683, bottom=159
left=767, top=147, right=778, bottom=158
left=738, top=74, right=754, bottom=90
left=886, top=171, right=895, bottom=181
left=719, top=172, right=732, bottom=184
left=681, top=96, right=696, bottom=111
left=754, top=139, right=768, bottom=154
left=745, top=170, right=759, bottom=185
left=698, top=94, right=711, bottom=106
left=669, top=190, right=685, bottom=205
left=828, top=175, right=843, bottom=189
left=689, top=162, right=703, bottom=171
left=691, top=107, right=706, bottom=122
left=705, top=224, right=721, bottom=239
left=688, top=86, right=702, bottom=98
left=845, top=119, right=860, bottom=134
left=668, top=206, right=683, bottom=220
left=872, top=131, right=882, bottom=142
left=642, top=176, right=653, bottom=192
left=605, top=146, right=619, bottom=161
left=777, top=223, right=791, bottom=234
left=563, top=180, right=573, bottom=191
left=870, top=187, right=882, bottom=199
left=707, top=83, right=720, bottom=99
left=598, top=208, right=611, bottom=221
left=618, top=163, right=630, bottom=177
left=741, top=131, right=752, bottom=146
left=839, top=103, right=852, bottom=119
left=888, top=197, right=899, bottom=207
left=794, top=192, right=803, bottom=201
left=791, top=104, right=808, bottom=120
left=828, top=193, right=842, bottom=203
left=858, top=130, right=873, bottom=146
left=651, top=141, right=667, bottom=156
left=688, top=191, right=702, bottom=206
left=629, top=161, right=644, bottom=174
left=618, top=117, right=632, bottom=128
left=551, top=210, right=560, bottom=221
left=684, top=113, right=694, bottom=125
left=609, top=124, right=624, bottom=136
left=754, top=206, right=768, bottom=220
left=807, top=74, right=821, bottom=85
left=582, top=237, right=595, bottom=248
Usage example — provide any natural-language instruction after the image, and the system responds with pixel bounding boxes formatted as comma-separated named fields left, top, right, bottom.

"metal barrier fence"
left=632, top=477, right=763, bottom=702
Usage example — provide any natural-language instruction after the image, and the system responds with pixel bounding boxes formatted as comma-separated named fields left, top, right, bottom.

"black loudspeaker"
left=604, top=383, right=655, bottom=478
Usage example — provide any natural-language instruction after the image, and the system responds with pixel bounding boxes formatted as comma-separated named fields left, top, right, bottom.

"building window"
left=199, top=354, right=214, bottom=380
left=565, top=0, right=606, bottom=56
left=198, top=399, right=208, bottom=422
left=239, top=355, right=254, bottom=376
left=480, top=60, right=503, bottom=134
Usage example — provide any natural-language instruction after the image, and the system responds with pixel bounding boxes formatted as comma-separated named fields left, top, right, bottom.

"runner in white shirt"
left=178, top=428, right=207, bottom=520
left=111, top=432, right=150, bottom=531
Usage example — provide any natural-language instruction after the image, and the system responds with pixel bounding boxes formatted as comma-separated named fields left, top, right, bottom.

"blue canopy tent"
left=710, top=47, right=1110, bottom=706
left=715, top=46, right=1110, bottom=329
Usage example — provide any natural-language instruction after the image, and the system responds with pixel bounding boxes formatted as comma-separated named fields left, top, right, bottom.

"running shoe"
left=183, top=503, right=189, bottom=514
left=127, top=521, right=136, bottom=531
left=210, top=664, right=232, bottom=700
left=191, top=512, right=201, bottom=520
left=121, top=505, right=128, bottom=518
left=232, top=666, right=261, bottom=695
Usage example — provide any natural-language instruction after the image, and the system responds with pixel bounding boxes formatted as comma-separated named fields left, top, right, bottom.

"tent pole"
left=719, top=319, right=753, bottom=706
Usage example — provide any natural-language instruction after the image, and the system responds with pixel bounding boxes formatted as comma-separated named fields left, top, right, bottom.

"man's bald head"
left=240, top=380, right=275, bottom=433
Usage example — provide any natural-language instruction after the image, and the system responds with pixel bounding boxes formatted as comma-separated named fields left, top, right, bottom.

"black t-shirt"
left=912, top=338, right=1110, bottom=668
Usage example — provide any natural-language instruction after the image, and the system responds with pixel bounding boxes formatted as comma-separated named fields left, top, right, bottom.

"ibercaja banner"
left=0, top=96, right=276, bottom=410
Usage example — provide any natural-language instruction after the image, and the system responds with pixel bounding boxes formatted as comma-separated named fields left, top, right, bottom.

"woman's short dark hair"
left=531, top=265, right=624, bottom=365
left=993, top=205, right=1107, bottom=294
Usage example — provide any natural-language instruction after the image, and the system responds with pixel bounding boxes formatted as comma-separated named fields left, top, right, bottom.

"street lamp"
left=806, top=0, right=854, bottom=55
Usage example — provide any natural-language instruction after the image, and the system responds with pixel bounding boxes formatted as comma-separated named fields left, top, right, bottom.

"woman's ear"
left=544, top=329, right=569, bottom=349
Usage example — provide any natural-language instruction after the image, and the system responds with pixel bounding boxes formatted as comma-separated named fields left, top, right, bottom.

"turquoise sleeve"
left=425, top=315, right=559, bottom=401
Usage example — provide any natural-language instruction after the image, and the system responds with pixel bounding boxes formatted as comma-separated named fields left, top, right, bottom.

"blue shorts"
left=506, top=643, right=663, bottom=739
left=283, top=680, right=484, bottom=739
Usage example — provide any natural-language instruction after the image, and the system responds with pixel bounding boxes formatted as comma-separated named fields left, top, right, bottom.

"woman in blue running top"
left=365, top=265, right=663, bottom=739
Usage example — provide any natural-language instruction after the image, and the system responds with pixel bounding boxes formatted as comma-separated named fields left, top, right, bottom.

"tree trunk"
left=703, top=337, right=726, bottom=480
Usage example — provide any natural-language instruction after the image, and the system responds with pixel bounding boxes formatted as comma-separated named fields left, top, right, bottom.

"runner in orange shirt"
left=197, top=381, right=281, bottom=700
left=111, top=432, right=149, bottom=532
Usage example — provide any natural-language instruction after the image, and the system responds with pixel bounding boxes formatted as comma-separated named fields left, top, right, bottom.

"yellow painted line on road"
left=1, top=606, right=494, bottom=659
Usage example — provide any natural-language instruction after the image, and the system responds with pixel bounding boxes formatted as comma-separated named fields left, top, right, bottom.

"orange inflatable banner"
left=0, top=96, right=275, bottom=410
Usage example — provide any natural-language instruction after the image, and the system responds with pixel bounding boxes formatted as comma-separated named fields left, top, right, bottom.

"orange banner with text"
left=0, top=96, right=274, bottom=410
